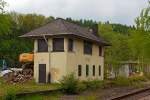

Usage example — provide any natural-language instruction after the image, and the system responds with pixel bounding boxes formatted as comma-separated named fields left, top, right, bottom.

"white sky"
left=5, top=0, right=148, bottom=25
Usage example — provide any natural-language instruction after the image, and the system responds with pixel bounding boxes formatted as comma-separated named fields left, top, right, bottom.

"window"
left=86, top=65, right=89, bottom=76
left=93, top=65, right=95, bottom=76
left=84, top=41, right=92, bottom=55
left=78, top=65, right=82, bottom=76
left=53, top=38, right=64, bottom=52
left=68, top=39, right=73, bottom=52
left=38, top=39, right=48, bottom=52
left=99, top=65, right=101, bottom=76
left=99, top=46, right=103, bottom=56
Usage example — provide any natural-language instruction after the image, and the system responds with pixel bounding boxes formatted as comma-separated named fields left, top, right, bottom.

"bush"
left=111, top=76, right=148, bottom=87
left=60, top=74, right=80, bottom=94
left=83, top=80, right=104, bottom=90
left=145, top=73, right=150, bottom=79
left=111, top=76, right=130, bottom=86
left=3, top=88, right=16, bottom=100
left=129, top=76, right=148, bottom=83
left=60, top=74, right=104, bottom=94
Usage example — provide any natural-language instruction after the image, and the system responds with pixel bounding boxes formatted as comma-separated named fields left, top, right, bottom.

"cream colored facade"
left=34, top=37, right=104, bottom=83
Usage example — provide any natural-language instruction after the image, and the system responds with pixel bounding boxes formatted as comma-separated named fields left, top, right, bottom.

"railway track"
left=110, top=87, right=150, bottom=100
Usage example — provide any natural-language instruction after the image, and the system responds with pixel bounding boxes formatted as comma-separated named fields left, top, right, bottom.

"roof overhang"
left=20, top=34, right=111, bottom=46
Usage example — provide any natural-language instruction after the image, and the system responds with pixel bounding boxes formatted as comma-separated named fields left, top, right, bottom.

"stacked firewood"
left=3, top=69, right=33, bottom=84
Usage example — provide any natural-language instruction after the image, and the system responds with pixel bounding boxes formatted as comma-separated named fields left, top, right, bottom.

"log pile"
left=3, top=69, right=33, bottom=84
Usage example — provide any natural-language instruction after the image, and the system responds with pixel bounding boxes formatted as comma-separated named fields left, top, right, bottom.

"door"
left=39, top=64, right=46, bottom=83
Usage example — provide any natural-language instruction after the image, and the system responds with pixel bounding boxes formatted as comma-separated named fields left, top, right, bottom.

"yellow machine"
left=19, top=53, right=34, bottom=73
left=19, top=53, right=34, bottom=63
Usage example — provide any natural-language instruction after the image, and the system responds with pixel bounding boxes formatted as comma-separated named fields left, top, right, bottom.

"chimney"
left=90, top=24, right=99, bottom=36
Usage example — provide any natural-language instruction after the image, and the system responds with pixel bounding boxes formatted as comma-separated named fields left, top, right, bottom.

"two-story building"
left=21, top=18, right=110, bottom=83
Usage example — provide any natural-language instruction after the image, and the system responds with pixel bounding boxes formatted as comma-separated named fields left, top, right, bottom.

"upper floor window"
left=37, top=39, right=48, bottom=52
left=84, top=41, right=92, bottom=55
left=99, top=46, right=103, bottom=56
left=53, top=38, right=64, bottom=52
left=68, top=39, right=74, bottom=52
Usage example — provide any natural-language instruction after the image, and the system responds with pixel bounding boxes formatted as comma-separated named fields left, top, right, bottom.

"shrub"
left=145, top=73, right=150, bottom=79
left=83, top=80, right=104, bottom=90
left=3, top=88, right=16, bottom=100
left=60, top=74, right=80, bottom=94
left=111, top=76, right=131, bottom=86
left=76, top=82, right=87, bottom=92
left=111, top=76, right=148, bottom=87
left=129, top=76, right=148, bottom=83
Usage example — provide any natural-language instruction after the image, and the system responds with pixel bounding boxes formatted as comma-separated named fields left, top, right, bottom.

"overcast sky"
left=5, top=0, right=148, bottom=25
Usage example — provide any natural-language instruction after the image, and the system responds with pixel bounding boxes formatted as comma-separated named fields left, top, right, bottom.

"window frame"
left=99, top=46, right=103, bottom=56
left=93, top=65, right=95, bottom=76
left=52, top=38, right=64, bottom=52
left=99, top=65, right=101, bottom=76
left=68, top=39, right=74, bottom=52
left=78, top=65, right=82, bottom=77
left=37, top=39, right=48, bottom=52
left=84, top=41, right=93, bottom=55
left=86, top=65, right=89, bottom=77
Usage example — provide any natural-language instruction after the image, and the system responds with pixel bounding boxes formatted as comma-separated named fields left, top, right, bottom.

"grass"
left=16, top=94, right=97, bottom=100
left=0, top=75, right=149, bottom=99
left=77, top=95, right=97, bottom=100
left=16, top=92, right=62, bottom=100
left=110, top=76, right=148, bottom=88
left=0, top=78, right=60, bottom=97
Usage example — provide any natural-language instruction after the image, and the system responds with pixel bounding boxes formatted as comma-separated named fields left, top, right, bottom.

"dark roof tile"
left=20, top=18, right=110, bottom=46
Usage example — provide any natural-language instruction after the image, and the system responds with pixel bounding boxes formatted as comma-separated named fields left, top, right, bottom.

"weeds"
left=3, top=88, right=16, bottom=100
left=60, top=74, right=104, bottom=94
left=60, top=74, right=80, bottom=94
left=83, top=80, right=104, bottom=90
left=111, top=76, right=148, bottom=87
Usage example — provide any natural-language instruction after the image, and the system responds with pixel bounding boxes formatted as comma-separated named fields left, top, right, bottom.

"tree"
left=0, top=0, right=7, bottom=14
left=135, top=1, right=150, bottom=31
left=0, top=12, right=52, bottom=67
left=0, top=0, right=11, bottom=35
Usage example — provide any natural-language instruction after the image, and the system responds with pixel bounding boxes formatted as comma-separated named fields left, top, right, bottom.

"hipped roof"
left=20, top=18, right=110, bottom=46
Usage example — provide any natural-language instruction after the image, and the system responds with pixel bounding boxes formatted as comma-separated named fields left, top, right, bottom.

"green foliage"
left=145, top=73, right=150, bottom=79
left=60, top=74, right=80, bottom=94
left=135, top=1, right=150, bottom=31
left=3, top=88, right=16, bottom=100
left=77, top=95, right=97, bottom=100
left=111, top=76, right=147, bottom=87
left=0, top=12, right=51, bottom=67
left=0, top=0, right=7, bottom=14
left=129, top=76, right=147, bottom=83
left=82, top=80, right=104, bottom=90
left=15, top=92, right=62, bottom=100
left=0, top=14, right=12, bottom=35
left=99, top=23, right=132, bottom=64
left=128, top=30, right=150, bottom=62
left=60, top=74, right=105, bottom=94
left=111, top=76, right=131, bottom=86
left=66, top=17, right=97, bottom=28
left=111, top=24, right=135, bottom=34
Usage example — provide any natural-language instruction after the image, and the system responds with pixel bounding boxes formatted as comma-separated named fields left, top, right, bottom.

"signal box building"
left=21, top=18, right=110, bottom=83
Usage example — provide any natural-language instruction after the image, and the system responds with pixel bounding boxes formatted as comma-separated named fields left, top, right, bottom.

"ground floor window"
left=77, top=65, right=102, bottom=77
left=86, top=65, right=89, bottom=76
left=78, top=65, right=82, bottom=76
left=99, top=65, right=101, bottom=76
left=93, top=65, right=95, bottom=76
